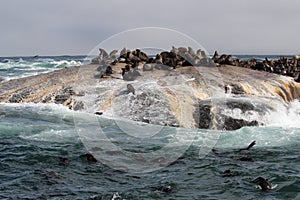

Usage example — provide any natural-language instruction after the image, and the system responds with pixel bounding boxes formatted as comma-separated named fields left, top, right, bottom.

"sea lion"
left=127, top=84, right=135, bottom=94
left=188, top=47, right=196, bottom=57
left=132, top=69, right=141, bottom=77
left=171, top=46, right=179, bottom=55
left=126, top=51, right=140, bottom=63
left=80, top=153, right=97, bottom=163
left=95, top=111, right=103, bottom=115
left=159, top=185, right=172, bottom=193
left=105, top=65, right=113, bottom=75
left=91, top=57, right=99, bottom=64
left=252, top=177, right=272, bottom=191
left=125, top=64, right=131, bottom=72
left=177, top=47, right=187, bottom=59
left=222, top=169, right=234, bottom=177
left=131, top=60, right=139, bottom=69
left=98, top=48, right=109, bottom=61
left=237, top=141, right=256, bottom=152
left=212, top=141, right=256, bottom=155
left=125, top=51, right=131, bottom=63
left=135, top=49, right=149, bottom=62
left=263, top=61, right=274, bottom=73
left=200, top=50, right=207, bottom=58
left=178, top=47, right=187, bottom=54
left=218, top=54, right=227, bottom=65
left=251, top=62, right=266, bottom=71
left=147, top=57, right=154, bottom=63
left=236, top=156, right=254, bottom=162
left=109, top=49, right=118, bottom=60
left=196, top=49, right=203, bottom=60
left=212, top=51, right=219, bottom=62
left=122, top=70, right=140, bottom=81
left=160, top=51, right=170, bottom=60
left=294, top=55, right=300, bottom=60
left=121, top=68, right=126, bottom=76
left=46, top=171, right=61, bottom=178
left=225, top=55, right=234, bottom=65
left=96, top=66, right=106, bottom=78
left=118, top=57, right=126, bottom=63
left=120, top=47, right=127, bottom=58
left=265, top=57, right=269, bottom=62
left=150, top=185, right=173, bottom=193
left=59, top=157, right=69, bottom=165
left=182, top=52, right=195, bottom=66
left=294, top=72, right=300, bottom=82
left=111, top=59, right=117, bottom=65
left=155, top=54, right=163, bottom=64
left=96, top=65, right=113, bottom=78
left=160, top=51, right=177, bottom=67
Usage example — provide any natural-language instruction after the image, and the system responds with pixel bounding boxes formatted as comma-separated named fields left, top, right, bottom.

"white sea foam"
left=214, top=99, right=300, bottom=148
left=218, top=96, right=300, bottom=128
left=1, top=100, right=299, bottom=149
left=0, top=57, right=83, bottom=81
left=216, top=125, right=300, bottom=149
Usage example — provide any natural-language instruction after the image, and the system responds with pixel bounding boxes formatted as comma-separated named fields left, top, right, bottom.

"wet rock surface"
left=229, top=84, right=245, bottom=95
left=1, top=48, right=300, bottom=130
left=9, top=88, right=33, bottom=103
left=222, top=116, right=259, bottom=131
left=113, top=89, right=178, bottom=127
left=0, top=66, right=81, bottom=109
left=194, top=104, right=213, bottom=129
left=195, top=100, right=263, bottom=130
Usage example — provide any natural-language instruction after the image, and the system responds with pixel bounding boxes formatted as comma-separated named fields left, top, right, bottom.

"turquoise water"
left=0, top=56, right=299, bottom=199
left=0, top=56, right=85, bottom=81
left=0, top=103, right=299, bottom=200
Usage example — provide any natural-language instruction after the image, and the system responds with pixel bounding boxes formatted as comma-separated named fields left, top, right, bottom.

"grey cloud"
left=0, top=0, right=299, bottom=56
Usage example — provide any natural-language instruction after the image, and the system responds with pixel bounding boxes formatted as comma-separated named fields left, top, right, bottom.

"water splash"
left=0, top=56, right=84, bottom=81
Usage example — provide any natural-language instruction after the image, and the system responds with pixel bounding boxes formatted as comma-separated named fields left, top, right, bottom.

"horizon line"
left=1, top=52, right=299, bottom=58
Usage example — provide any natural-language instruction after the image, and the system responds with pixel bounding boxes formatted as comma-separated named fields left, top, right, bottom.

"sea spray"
left=220, top=97, right=300, bottom=128
left=0, top=56, right=84, bottom=81
left=0, top=101, right=299, bottom=199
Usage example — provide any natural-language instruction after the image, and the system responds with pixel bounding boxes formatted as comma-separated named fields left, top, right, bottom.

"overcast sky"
left=0, top=0, right=299, bottom=56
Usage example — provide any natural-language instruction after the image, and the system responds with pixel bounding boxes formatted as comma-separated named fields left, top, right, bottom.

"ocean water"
left=0, top=56, right=299, bottom=200
left=0, top=56, right=86, bottom=81
left=233, top=55, right=294, bottom=61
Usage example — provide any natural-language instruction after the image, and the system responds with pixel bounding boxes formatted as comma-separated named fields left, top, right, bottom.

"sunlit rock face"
left=1, top=64, right=300, bottom=130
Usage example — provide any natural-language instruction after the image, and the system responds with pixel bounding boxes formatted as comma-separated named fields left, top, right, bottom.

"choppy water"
left=0, top=56, right=85, bottom=81
left=0, top=103, right=299, bottom=200
left=0, top=56, right=299, bottom=199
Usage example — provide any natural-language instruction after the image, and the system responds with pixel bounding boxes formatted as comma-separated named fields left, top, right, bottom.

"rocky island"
left=1, top=47, right=300, bottom=130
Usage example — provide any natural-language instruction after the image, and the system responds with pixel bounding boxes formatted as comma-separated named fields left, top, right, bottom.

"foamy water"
left=0, top=102, right=299, bottom=199
left=0, top=55, right=299, bottom=199
left=0, top=56, right=84, bottom=81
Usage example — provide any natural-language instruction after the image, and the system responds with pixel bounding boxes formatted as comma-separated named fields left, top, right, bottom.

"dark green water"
left=0, top=103, right=299, bottom=200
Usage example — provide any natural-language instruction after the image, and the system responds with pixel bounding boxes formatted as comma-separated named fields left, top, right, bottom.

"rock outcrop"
left=0, top=66, right=80, bottom=108
left=1, top=49, right=300, bottom=131
left=213, top=51, right=300, bottom=82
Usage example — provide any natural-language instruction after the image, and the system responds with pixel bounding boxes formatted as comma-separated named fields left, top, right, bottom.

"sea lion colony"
left=212, top=51, right=300, bottom=81
left=91, top=47, right=215, bottom=81
left=91, top=47, right=300, bottom=82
